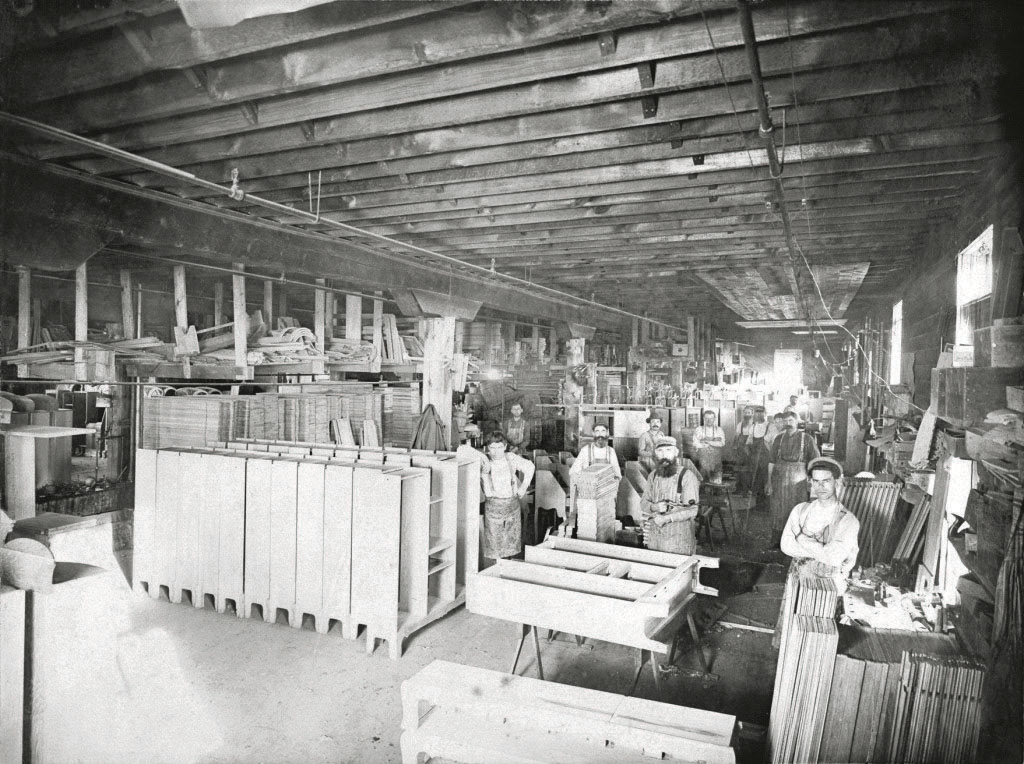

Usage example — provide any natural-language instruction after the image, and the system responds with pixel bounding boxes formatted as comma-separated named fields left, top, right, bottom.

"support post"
left=172, top=265, right=188, bottom=329
left=531, top=324, right=540, bottom=355
left=631, top=317, right=639, bottom=348
left=325, top=290, right=335, bottom=340
left=74, top=262, right=88, bottom=379
left=16, top=266, right=31, bottom=349
left=232, top=263, right=247, bottom=369
left=345, top=295, right=362, bottom=342
left=422, top=317, right=456, bottom=449
left=640, top=317, right=649, bottom=344
left=564, top=338, right=586, bottom=450
left=314, top=278, right=327, bottom=350
left=277, top=287, right=287, bottom=323
left=549, top=326, right=558, bottom=364
left=372, top=291, right=383, bottom=371
left=213, top=281, right=224, bottom=326
left=119, top=270, right=134, bottom=340
left=687, top=315, right=696, bottom=362
left=263, top=280, right=274, bottom=328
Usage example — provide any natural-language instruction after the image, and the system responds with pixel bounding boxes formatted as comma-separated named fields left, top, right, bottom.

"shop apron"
left=748, top=431, right=770, bottom=497
left=696, top=427, right=723, bottom=483
left=483, top=456, right=522, bottom=558
left=570, top=443, right=614, bottom=524
left=770, top=461, right=808, bottom=533
left=644, top=469, right=696, bottom=555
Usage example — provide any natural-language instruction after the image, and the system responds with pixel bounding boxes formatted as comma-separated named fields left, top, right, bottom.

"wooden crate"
left=930, top=366, right=1024, bottom=428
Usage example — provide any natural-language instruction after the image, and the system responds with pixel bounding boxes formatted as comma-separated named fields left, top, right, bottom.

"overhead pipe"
left=0, top=111, right=688, bottom=333
left=735, top=1, right=811, bottom=313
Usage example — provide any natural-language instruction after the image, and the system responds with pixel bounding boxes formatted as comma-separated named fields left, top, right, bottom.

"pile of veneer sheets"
left=837, top=478, right=904, bottom=567
left=821, top=626, right=983, bottom=763
left=768, top=569, right=840, bottom=763
left=574, top=463, right=618, bottom=542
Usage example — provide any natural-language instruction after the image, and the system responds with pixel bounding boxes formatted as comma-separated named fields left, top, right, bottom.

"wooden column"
left=531, top=324, right=540, bottom=355
left=119, top=270, right=134, bottom=340
left=454, top=321, right=466, bottom=353
left=314, top=278, right=327, bottom=349
left=549, top=326, right=558, bottom=363
left=74, top=262, right=88, bottom=379
left=172, top=265, right=188, bottom=329
left=564, top=338, right=586, bottom=450
left=372, top=292, right=383, bottom=370
left=263, top=280, right=274, bottom=327
left=325, top=290, right=335, bottom=340
left=213, top=281, right=224, bottom=325
left=422, top=317, right=456, bottom=449
left=232, top=263, right=247, bottom=368
left=345, top=295, right=362, bottom=341
left=687, top=315, right=696, bottom=362
left=640, top=317, right=649, bottom=344
left=16, top=266, right=31, bottom=349
left=630, top=317, right=639, bottom=348
left=277, top=287, right=288, bottom=322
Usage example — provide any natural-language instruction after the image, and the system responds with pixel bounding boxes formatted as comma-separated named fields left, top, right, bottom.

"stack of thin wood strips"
left=893, top=494, right=931, bottom=567
left=768, top=569, right=839, bottom=763
left=837, top=479, right=904, bottom=567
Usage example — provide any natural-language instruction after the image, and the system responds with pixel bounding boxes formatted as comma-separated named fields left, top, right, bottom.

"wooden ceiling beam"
left=280, top=172, right=966, bottom=230
left=0, top=155, right=625, bottom=329
left=108, top=79, right=990, bottom=195
left=28, top=3, right=952, bottom=139
left=6, top=2, right=468, bottom=104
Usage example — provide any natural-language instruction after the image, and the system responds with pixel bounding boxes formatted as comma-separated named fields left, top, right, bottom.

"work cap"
left=807, top=456, right=843, bottom=479
left=654, top=435, right=678, bottom=448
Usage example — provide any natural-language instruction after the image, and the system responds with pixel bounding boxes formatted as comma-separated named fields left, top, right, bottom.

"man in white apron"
left=566, top=422, right=621, bottom=536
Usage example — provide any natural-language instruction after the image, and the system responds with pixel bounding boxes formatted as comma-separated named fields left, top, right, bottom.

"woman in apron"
left=481, top=431, right=535, bottom=561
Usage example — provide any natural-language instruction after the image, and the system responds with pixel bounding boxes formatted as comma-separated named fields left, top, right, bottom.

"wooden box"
left=930, top=366, right=1024, bottom=427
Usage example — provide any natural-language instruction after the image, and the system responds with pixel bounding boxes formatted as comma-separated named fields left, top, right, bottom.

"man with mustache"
left=637, top=414, right=664, bottom=474
left=640, top=436, right=701, bottom=554
left=567, top=421, right=622, bottom=536
left=780, top=457, right=859, bottom=591
left=766, top=410, right=819, bottom=548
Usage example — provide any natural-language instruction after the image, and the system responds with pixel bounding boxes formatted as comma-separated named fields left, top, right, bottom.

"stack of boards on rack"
left=134, top=440, right=479, bottom=659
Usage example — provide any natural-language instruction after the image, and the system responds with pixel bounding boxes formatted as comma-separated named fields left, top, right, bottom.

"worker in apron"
left=640, top=436, right=701, bottom=554
left=480, top=431, right=535, bottom=563
left=780, top=457, right=860, bottom=592
left=566, top=422, right=621, bottom=535
left=693, top=409, right=726, bottom=484
left=766, top=410, right=820, bottom=548
left=502, top=402, right=529, bottom=454
left=637, top=415, right=664, bottom=475
left=741, top=406, right=772, bottom=505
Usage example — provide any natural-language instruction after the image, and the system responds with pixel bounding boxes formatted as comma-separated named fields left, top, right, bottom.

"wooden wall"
left=899, top=142, right=1024, bottom=408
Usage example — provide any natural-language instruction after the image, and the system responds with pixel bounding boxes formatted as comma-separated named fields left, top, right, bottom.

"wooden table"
left=468, top=537, right=719, bottom=693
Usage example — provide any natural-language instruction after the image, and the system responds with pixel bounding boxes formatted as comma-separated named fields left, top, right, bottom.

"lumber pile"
left=768, top=569, right=839, bottom=764
left=401, top=660, right=737, bottom=764
left=380, top=314, right=408, bottom=364
left=820, top=627, right=972, bottom=763
left=574, top=463, right=618, bottom=542
left=893, top=494, right=931, bottom=569
left=383, top=387, right=421, bottom=448
left=837, top=478, right=904, bottom=567
left=134, top=442, right=480, bottom=659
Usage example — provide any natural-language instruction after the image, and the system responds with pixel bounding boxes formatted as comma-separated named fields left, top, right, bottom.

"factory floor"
left=66, top=498, right=788, bottom=764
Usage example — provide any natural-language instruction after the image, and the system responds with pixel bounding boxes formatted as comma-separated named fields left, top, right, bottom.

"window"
left=890, top=300, right=903, bottom=384
left=955, top=225, right=993, bottom=347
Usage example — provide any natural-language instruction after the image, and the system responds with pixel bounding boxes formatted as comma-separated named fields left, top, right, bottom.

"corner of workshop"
left=0, top=1, right=1021, bottom=762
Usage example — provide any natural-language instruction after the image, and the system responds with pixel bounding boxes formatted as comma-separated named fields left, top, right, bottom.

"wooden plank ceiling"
left=0, top=0, right=1013, bottom=332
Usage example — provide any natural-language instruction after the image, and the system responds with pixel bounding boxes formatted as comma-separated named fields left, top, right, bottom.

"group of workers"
left=469, top=393, right=857, bottom=590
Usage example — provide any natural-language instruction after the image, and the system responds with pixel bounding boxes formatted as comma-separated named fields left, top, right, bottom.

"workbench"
left=467, top=537, right=718, bottom=691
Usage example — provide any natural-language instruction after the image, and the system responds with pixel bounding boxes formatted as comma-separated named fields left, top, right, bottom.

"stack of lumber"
left=402, top=660, right=737, bottom=764
left=768, top=569, right=839, bottom=764
left=574, top=463, right=618, bottom=542
left=837, top=479, right=904, bottom=567
left=380, top=314, right=408, bottom=364
left=383, top=387, right=421, bottom=448
left=141, top=390, right=396, bottom=448
left=326, top=337, right=377, bottom=365
left=251, top=326, right=326, bottom=366
left=134, top=442, right=480, bottom=659
left=893, top=494, right=931, bottom=568
left=820, top=627, right=965, bottom=763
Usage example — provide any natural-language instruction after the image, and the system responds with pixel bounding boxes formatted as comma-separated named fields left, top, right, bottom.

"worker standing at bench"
left=480, top=431, right=535, bottom=563
left=565, top=421, right=621, bottom=537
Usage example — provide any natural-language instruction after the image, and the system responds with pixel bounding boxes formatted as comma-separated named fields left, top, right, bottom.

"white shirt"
left=569, top=443, right=622, bottom=480
left=481, top=452, right=535, bottom=499
left=780, top=500, right=860, bottom=586
left=692, top=425, right=726, bottom=450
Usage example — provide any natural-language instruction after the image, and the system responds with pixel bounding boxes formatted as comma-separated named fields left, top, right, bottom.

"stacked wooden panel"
left=133, top=441, right=479, bottom=659
left=574, top=463, right=618, bottom=542
left=820, top=628, right=962, bottom=763
left=0, top=586, right=25, bottom=764
left=837, top=479, right=904, bottom=567
left=401, top=660, right=737, bottom=764
left=768, top=569, right=839, bottom=764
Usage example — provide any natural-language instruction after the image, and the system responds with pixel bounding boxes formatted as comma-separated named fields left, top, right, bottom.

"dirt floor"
left=56, top=492, right=789, bottom=763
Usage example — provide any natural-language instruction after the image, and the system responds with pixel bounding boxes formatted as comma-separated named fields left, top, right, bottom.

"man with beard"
left=640, top=436, right=701, bottom=554
left=637, top=414, right=664, bottom=474
left=566, top=422, right=621, bottom=535
left=780, top=457, right=859, bottom=591
left=766, top=410, right=819, bottom=548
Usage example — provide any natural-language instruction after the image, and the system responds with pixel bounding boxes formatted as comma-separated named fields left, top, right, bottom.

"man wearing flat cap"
left=780, top=457, right=860, bottom=590
left=640, top=435, right=702, bottom=554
